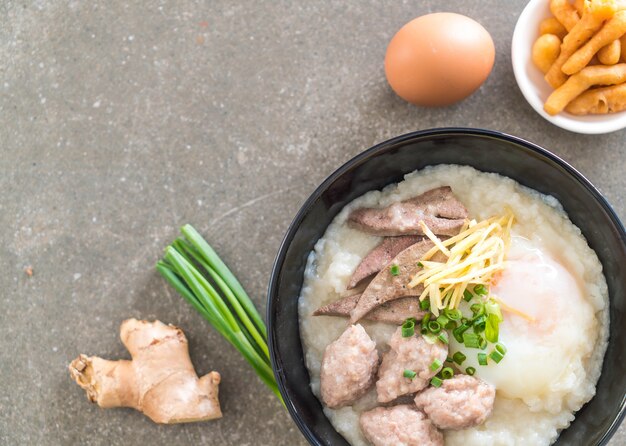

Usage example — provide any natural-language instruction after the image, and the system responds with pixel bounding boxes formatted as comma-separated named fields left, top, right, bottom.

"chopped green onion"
left=417, top=261, right=424, bottom=268
left=478, top=353, right=488, bottom=366
left=485, top=314, right=500, bottom=343
left=421, top=313, right=431, bottom=334
left=496, top=343, right=507, bottom=355
left=441, top=367, right=454, bottom=379
left=390, top=264, right=400, bottom=276
left=466, top=367, right=476, bottom=376
left=445, top=320, right=457, bottom=330
left=438, top=331, right=449, bottom=345
left=470, top=303, right=485, bottom=316
left=403, top=369, right=417, bottom=379
left=463, top=289, right=473, bottom=302
left=474, top=284, right=488, bottom=295
left=430, top=359, right=442, bottom=371
left=490, top=350, right=505, bottom=363
left=401, top=320, right=415, bottom=337
left=419, top=299, right=430, bottom=311
left=428, top=321, right=442, bottom=334
left=463, top=332, right=481, bottom=349
left=436, top=314, right=449, bottom=327
left=453, top=352, right=467, bottom=365
left=472, top=315, right=487, bottom=333
left=461, top=317, right=469, bottom=324
left=453, top=323, right=470, bottom=343
left=479, top=336, right=487, bottom=350
left=431, top=376, right=443, bottom=387
left=485, top=299, right=503, bottom=321
left=446, top=356, right=453, bottom=363
left=444, top=308, right=462, bottom=321
left=423, top=333, right=438, bottom=344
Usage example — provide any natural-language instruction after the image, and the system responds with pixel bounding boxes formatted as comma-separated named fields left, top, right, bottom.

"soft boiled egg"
left=384, top=13, right=495, bottom=106
left=451, top=236, right=597, bottom=413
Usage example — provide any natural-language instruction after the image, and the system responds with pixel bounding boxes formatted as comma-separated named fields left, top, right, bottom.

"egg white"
left=450, top=236, right=596, bottom=413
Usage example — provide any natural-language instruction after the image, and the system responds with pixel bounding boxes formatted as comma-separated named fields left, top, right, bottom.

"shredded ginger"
left=408, top=212, right=515, bottom=316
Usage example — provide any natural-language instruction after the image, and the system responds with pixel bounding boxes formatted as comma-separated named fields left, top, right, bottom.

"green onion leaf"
left=430, top=358, right=442, bottom=372
left=466, top=366, right=476, bottom=376
left=490, top=350, right=505, bottom=363
left=431, top=376, right=443, bottom=387
left=428, top=321, right=442, bottom=334
left=474, top=284, right=488, bottom=295
left=419, top=299, right=430, bottom=311
left=478, top=353, right=488, bottom=366
left=390, top=264, right=400, bottom=276
left=438, top=331, right=449, bottom=345
left=463, top=332, right=481, bottom=349
left=453, top=351, right=467, bottom=365
left=441, top=367, right=454, bottom=379
left=158, top=226, right=283, bottom=405
left=403, top=369, right=417, bottom=379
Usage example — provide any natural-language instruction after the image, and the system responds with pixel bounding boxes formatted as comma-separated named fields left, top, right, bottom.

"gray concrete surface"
left=1, top=1, right=624, bottom=445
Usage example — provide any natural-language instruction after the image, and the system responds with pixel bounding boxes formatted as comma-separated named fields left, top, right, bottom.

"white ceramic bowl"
left=512, top=0, right=626, bottom=134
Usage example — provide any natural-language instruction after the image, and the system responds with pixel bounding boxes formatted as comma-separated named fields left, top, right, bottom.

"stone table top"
left=1, top=1, right=624, bottom=445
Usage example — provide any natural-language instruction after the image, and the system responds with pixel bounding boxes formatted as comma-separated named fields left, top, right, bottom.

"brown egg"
left=385, top=13, right=495, bottom=106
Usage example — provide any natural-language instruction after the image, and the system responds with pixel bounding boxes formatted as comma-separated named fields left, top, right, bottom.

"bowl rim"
left=511, top=0, right=626, bottom=134
left=267, top=127, right=626, bottom=446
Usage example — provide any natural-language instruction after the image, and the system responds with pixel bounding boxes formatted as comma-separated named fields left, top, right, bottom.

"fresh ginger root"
left=69, top=318, right=222, bottom=424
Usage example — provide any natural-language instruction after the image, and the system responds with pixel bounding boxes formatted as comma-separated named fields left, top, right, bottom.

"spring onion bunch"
left=156, top=224, right=283, bottom=405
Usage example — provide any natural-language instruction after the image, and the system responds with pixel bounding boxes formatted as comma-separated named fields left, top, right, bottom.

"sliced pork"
left=414, top=374, right=496, bottom=430
left=360, top=405, right=443, bottom=446
left=313, top=294, right=426, bottom=325
left=376, top=328, right=448, bottom=403
left=348, top=235, right=423, bottom=289
left=320, top=324, right=379, bottom=408
left=349, top=240, right=433, bottom=323
left=347, top=186, right=468, bottom=237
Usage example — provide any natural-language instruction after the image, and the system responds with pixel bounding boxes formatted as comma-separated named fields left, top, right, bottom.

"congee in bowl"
left=298, top=164, right=609, bottom=446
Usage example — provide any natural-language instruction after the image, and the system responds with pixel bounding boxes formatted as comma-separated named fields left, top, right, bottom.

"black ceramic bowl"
left=267, top=128, right=626, bottom=446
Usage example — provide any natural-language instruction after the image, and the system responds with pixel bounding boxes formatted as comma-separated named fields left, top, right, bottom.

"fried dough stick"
left=563, top=11, right=626, bottom=74
left=565, top=82, right=626, bottom=113
left=540, top=17, right=568, bottom=39
left=545, top=11, right=606, bottom=88
left=550, top=0, right=580, bottom=31
left=598, top=38, right=622, bottom=64
left=544, top=63, right=626, bottom=114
